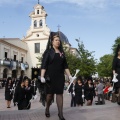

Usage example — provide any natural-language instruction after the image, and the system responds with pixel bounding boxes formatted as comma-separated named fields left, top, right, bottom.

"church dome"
left=59, top=31, right=70, bottom=44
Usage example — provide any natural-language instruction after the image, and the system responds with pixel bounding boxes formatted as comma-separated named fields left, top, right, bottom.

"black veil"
left=45, top=31, right=64, bottom=53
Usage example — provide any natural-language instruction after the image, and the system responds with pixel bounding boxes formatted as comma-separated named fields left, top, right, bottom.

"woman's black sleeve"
left=41, top=51, right=49, bottom=69
left=112, top=57, right=117, bottom=70
left=63, top=57, right=68, bottom=69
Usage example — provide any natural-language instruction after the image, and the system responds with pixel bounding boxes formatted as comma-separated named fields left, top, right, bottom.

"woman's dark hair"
left=6, top=77, right=12, bottom=86
left=76, top=76, right=83, bottom=82
left=45, top=31, right=64, bottom=53
left=24, top=76, right=31, bottom=86
left=114, top=44, right=120, bottom=58
left=86, top=76, right=93, bottom=85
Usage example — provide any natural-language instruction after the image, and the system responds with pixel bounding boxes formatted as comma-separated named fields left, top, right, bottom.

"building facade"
left=0, top=38, right=28, bottom=78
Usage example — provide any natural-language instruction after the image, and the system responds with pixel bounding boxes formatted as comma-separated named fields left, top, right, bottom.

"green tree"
left=97, top=54, right=113, bottom=77
left=75, top=39, right=97, bottom=77
left=65, top=50, right=80, bottom=76
left=36, top=54, right=42, bottom=67
left=112, top=37, right=120, bottom=54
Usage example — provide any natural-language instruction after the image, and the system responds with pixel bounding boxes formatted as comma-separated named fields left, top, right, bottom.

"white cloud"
left=0, top=0, right=120, bottom=8
left=40, top=0, right=120, bottom=8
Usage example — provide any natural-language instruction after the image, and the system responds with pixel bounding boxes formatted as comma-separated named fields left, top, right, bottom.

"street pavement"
left=0, top=88, right=120, bottom=120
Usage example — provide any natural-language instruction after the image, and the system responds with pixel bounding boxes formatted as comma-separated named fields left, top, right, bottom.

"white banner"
left=21, top=63, right=25, bottom=70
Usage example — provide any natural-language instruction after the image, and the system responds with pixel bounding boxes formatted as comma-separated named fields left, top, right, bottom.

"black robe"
left=5, top=84, right=13, bottom=101
left=14, top=85, right=27, bottom=110
left=75, top=84, right=83, bottom=105
left=84, top=83, right=95, bottom=101
left=112, top=57, right=120, bottom=87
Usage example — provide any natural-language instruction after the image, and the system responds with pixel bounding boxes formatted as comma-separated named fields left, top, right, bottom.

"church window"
left=14, top=55, right=16, bottom=61
left=4, top=52, right=7, bottom=59
left=37, top=34, right=39, bottom=37
left=34, top=20, right=37, bottom=28
left=39, top=20, right=43, bottom=27
left=21, top=57, right=24, bottom=62
left=37, top=10, right=39, bottom=14
left=35, top=43, right=40, bottom=53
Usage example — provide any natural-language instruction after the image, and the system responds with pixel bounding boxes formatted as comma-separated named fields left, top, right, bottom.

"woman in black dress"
left=14, top=78, right=26, bottom=110
left=112, top=44, right=120, bottom=104
left=84, top=77, right=95, bottom=106
left=5, top=77, right=13, bottom=108
left=41, top=32, right=72, bottom=120
left=75, top=76, right=84, bottom=106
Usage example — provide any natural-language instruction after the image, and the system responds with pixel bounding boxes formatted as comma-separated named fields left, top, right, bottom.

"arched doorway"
left=12, top=70, right=17, bottom=78
left=3, top=68, right=8, bottom=78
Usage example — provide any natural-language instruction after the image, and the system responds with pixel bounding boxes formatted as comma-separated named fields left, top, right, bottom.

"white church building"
left=0, top=3, right=79, bottom=79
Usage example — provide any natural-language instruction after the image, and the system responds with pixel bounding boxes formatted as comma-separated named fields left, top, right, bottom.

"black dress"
left=14, top=85, right=27, bottom=110
left=41, top=48, right=69, bottom=95
left=5, top=84, right=13, bottom=101
left=84, top=84, right=95, bottom=101
left=112, top=57, right=120, bottom=87
left=75, top=84, right=83, bottom=105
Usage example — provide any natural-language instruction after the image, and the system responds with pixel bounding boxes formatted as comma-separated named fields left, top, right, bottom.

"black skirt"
left=75, top=95, right=83, bottom=105
left=46, top=53, right=66, bottom=94
left=5, top=92, right=13, bottom=101
left=85, top=92, right=93, bottom=101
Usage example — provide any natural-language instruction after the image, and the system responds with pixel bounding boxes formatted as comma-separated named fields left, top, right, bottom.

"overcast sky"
left=0, top=0, right=120, bottom=60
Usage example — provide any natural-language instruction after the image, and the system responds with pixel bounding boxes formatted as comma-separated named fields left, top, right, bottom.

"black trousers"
left=71, top=94, right=76, bottom=107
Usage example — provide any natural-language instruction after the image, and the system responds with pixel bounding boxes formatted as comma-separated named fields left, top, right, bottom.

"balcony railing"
left=0, top=59, right=29, bottom=70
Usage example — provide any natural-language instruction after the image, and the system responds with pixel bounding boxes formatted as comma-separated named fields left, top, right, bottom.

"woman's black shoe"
left=58, top=114, right=65, bottom=120
left=45, top=109, right=50, bottom=117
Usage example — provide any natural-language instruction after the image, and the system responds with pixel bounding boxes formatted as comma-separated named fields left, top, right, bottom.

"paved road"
left=0, top=88, right=120, bottom=120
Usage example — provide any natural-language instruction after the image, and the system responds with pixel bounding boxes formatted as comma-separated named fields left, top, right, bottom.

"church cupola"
left=23, top=1, right=50, bottom=40
left=29, top=3, right=47, bottom=29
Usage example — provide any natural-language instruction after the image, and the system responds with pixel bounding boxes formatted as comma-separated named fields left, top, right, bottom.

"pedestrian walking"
left=40, top=31, right=73, bottom=120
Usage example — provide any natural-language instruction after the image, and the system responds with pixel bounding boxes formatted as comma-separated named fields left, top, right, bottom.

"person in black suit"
left=14, top=79, right=26, bottom=110
left=84, top=77, right=95, bottom=106
left=75, top=76, right=84, bottom=106
left=112, top=44, right=120, bottom=104
left=5, top=77, right=13, bottom=108
left=40, top=32, right=73, bottom=120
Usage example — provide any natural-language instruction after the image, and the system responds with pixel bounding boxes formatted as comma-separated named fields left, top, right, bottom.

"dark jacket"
left=14, top=85, right=26, bottom=103
left=41, top=48, right=68, bottom=70
left=112, top=57, right=120, bottom=87
left=25, top=86, right=34, bottom=101
left=5, top=84, right=13, bottom=101
left=75, top=84, right=83, bottom=96
left=84, top=83, right=95, bottom=100
left=41, top=49, right=55, bottom=69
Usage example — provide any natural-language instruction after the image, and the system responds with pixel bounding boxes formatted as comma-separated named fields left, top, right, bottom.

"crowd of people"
left=0, top=76, right=37, bottom=110
left=0, top=75, right=117, bottom=111
left=67, top=76, right=116, bottom=107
